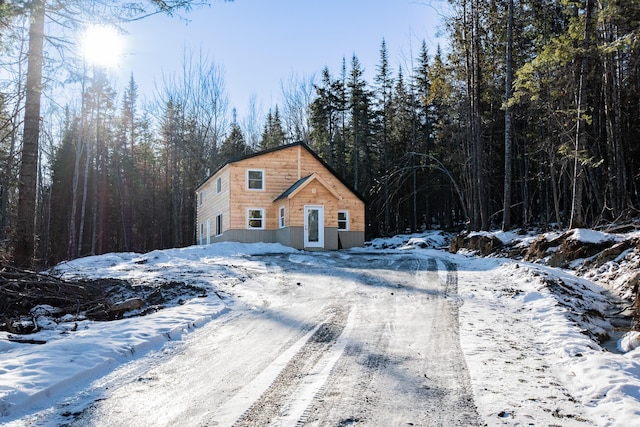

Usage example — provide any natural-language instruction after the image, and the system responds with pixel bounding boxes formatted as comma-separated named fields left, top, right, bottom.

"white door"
left=304, top=205, right=324, bottom=248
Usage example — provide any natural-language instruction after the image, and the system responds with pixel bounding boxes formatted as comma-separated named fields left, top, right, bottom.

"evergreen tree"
left=49, top=114, right=77, bottom=264
left=219, top=118, right=250, bottom=163
left=347, top=55, right=373, bottom=192
left=260, top=106, right=286, bottom=150
left=310, top=67, right=339, bottom=165
left=372, top=39, right=394, bottom=232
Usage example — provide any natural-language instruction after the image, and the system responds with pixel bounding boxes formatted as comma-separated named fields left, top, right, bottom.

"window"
left=198, top=191, right=204, bottom=206
left=338, top=210, right=349, bottom=231
left=247, top=208, right=265, bottom=229
left=247, top=169, right=264, bottom=190
left=215, top=214, right=223, bottom=236
left=279, top=206, right=285, bottom=228
left=199, top=223, right=205, bottom=244
left=216, top=177, right=222, bottom=194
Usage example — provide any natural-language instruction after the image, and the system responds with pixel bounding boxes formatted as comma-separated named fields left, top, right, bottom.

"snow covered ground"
left=1, top=232, right=640, bottom=426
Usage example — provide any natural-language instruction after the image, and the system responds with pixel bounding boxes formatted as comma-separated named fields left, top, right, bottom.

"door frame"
left=304, top=205, right=324, bottom=248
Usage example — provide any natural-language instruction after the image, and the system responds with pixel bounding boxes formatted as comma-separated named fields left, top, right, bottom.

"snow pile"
left=619, top=332, right=640, bottom=352
left=1, top=242, right=298, bottom=419
left=452, top=255, right=640, bottom=426
left=366, top=231, right=451, bottom=250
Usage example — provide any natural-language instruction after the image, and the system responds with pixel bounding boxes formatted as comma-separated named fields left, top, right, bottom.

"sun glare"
left=81, top=24, right=124, bottom=68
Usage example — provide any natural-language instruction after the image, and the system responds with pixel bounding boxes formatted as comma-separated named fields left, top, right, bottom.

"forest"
left=0, top=0, right=639, bottom=267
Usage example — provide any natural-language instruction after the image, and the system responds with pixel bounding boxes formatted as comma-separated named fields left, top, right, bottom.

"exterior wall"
left=275, top=226, right=292, bottom=247
left=295, top=147, right=365, bottom=233
left=323, top=227, right=339, bottom=250
left=338, top=231, right=365, bottom=249
left=196, top=166, right=231, bottom=243
left=289, top=185, right=338, bottom=228
left=210, top=229, right=277, bottom=244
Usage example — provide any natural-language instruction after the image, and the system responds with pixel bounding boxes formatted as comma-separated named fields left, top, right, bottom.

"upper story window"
left=338, top=210, right=349, bottom=231
left=198, top=191, right=204, bottom=206
left=216, top=177, right=222, bottom=193
left=247, top=169, right=264, bottom=190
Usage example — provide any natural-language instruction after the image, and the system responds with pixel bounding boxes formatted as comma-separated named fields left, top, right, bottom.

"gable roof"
left=274, top=173, right=341, bottom=202
left=274, top=174, right=313, bottom=201
left=197, top=141, right=366, bottom=203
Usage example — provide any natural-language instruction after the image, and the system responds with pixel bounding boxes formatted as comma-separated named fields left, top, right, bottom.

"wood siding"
left=196, top=166, right=231, bottom=239
left=227, top=145, right=364, bottom=232
left=196, top=143, right=365, bottom=248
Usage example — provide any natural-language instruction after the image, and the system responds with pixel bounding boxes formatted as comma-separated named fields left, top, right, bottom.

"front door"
left=304, top=205, right=324, bottom=248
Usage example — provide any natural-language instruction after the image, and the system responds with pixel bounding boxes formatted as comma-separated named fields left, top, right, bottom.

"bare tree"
left=9, top=0, right=220, bottom=266
left=241, top=94, right=263, bottom=152
left=280, top=72, right=315, bottom=143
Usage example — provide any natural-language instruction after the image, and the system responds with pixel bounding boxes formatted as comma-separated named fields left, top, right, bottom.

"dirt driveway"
left=64, top=251, right=481, bottom=426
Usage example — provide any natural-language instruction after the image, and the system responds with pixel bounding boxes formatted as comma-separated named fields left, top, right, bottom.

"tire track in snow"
left=210, top=304, right=351, bottom=427
left=301, top=254, right=480, bottom=426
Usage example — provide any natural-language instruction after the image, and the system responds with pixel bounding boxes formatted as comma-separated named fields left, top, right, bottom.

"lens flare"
left=81, top=24, right=124, bottom=68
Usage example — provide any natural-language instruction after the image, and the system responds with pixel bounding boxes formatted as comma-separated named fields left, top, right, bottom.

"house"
left=195, top=141, right=365, bottom=250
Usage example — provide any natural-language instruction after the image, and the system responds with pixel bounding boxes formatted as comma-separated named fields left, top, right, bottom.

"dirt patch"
left=449, top=233, right=504, bottom=256
left=449, top=229, right=640, bottom=335
left=530, top=232, right=616, bottom=268
left=0, top=266, right=207, bottom=335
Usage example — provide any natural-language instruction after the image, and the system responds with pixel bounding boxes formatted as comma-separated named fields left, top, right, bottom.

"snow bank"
left=1, top=242, right=297, bottom=420
left=365, top=231, right=451, bottom=250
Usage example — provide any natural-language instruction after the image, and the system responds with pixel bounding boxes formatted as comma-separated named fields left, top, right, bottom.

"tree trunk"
left=68, top=73, right=87, bottom=259
left=502, top=0, right=514, bottom=231
left=12, top=0, right=45, bottom=267
left=569, top=0, right=593, bottom=229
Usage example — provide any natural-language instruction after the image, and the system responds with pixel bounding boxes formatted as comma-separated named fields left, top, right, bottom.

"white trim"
left=338, top=210, right=349, bottom=231
left=246, top=169, right=265, bottom=191
left=278, top=206, right=286, bottom=229
left=304, top=205, right=324, bottom=248
left=206, top=219, right=211, bottom=244
left=247, top=208, right=265, bottom=229
left=216, top=176, right=222, bottom=194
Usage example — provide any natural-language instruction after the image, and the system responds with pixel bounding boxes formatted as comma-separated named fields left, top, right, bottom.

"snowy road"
left=63, top=252, right=480, bottom=426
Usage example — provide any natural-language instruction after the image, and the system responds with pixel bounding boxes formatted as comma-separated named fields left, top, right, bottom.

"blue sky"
left=116, top=0, right=447, bottom=117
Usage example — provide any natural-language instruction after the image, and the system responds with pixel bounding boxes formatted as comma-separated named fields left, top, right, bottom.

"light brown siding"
left=196, top=143, right=365, bottom=248
left=196, top=166, right=231, bottom=240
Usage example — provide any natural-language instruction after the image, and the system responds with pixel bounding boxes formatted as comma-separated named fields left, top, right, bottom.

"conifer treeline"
left=309, top=0, right=640, bottom=235
left=2, top=0, right=639, bottom=265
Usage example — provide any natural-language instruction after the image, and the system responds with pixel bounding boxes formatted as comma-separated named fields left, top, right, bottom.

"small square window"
left=247, top=208, right=265, bottom=229
left=338, top=210, right=349, bottom=231
left=216, top=177, right=222, bottom=193
left=279, top=206, right=285, bottom=228
left=247, top=170, right=264, bottom=190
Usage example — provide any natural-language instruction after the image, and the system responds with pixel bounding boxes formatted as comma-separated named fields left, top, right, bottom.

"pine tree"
left=347, top=55, right=373, bottom=192
left=310, top=67, right=339, bottom=165
left=219, top=119, right=249, bottom=163
left=260, top=106, right=286, bottom=150
left=373, top=39, right=394, bottom=232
